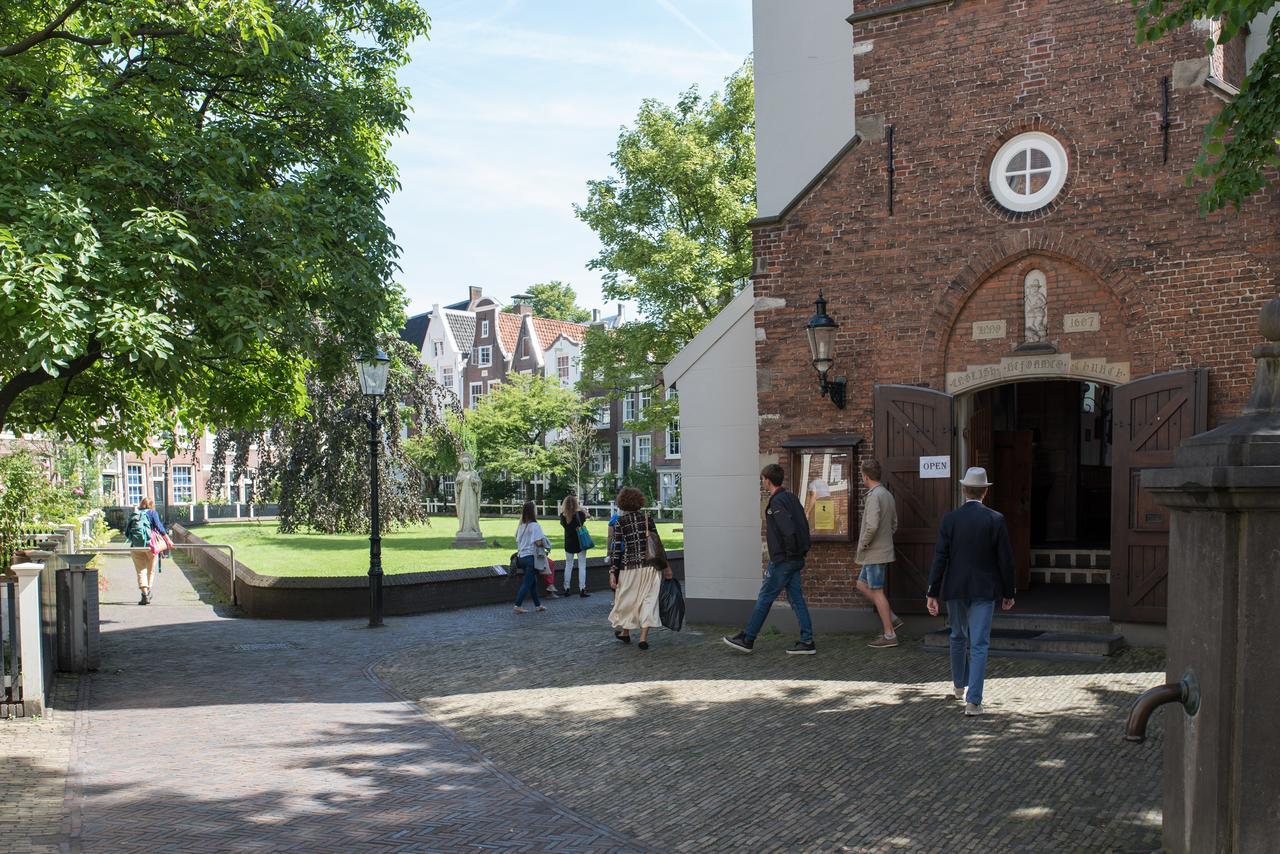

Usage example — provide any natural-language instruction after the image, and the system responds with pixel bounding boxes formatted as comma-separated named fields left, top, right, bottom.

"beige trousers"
left=131, top=548, right=156, bottom=591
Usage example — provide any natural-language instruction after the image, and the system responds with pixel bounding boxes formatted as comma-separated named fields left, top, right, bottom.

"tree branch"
left=0, top=341, right=102, bottom=434
left=0, top=0, right=89, bottom=57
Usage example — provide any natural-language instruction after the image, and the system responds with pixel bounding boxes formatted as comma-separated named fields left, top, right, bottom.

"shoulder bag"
left=643, top=514, right=666, bottom=564
left=576, top=512, right=595, bottom=551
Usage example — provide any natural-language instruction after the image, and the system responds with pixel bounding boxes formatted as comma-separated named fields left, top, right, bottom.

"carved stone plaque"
left=972, top=320, right=1007, bottom=340
left=1063, top=312, right=1101, bottom=333
left=946, top=353, right=1131, bottom=394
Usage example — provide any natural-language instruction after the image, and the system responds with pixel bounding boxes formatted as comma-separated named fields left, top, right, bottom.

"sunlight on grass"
left=192, top=515, right=684, bottom=577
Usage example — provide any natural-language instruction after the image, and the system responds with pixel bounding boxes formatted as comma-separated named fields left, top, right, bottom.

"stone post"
left=1144, top=295, right=1280, bottom=853
left=8, top=562, right=46, bottom=716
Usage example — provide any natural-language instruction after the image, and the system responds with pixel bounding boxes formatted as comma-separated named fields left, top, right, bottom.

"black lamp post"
left=805, top=291, right=847, bottom=409
left=358, top=349, right=391, bottom=628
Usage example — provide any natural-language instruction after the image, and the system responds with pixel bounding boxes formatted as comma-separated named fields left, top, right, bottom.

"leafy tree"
left=574, top=60, right=754, bottom=428
left=403, top=411, right=474, bottom=498
left=466, top=373, right=582, bottom=500
left=212, top=337, right=449, bottom=534
left=1133, top=2, right=1279, bottom=210
left=621, top=462, right=658, bottom=507
left=504, top=281, right=591, bottom=323
left=0, top=0, right=430, bottom=449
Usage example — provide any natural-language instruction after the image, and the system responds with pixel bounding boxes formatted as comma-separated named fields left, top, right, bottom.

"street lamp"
left=358, top=349, right=391, bottom=627
left=805, top=291, right=847, bottom=409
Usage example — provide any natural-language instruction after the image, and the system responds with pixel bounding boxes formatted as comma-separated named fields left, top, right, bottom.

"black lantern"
left=805, top=291, right=847, bottom=409
left=358, top=348, right=390, bottom=627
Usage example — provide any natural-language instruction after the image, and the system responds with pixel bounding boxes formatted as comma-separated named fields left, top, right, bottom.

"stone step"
left=922, top=626, right=1125, bottom=660
left=989, top=612, right=1117, bottom=635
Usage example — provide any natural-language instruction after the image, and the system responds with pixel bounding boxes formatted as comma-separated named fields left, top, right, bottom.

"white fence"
left=422, top=500, right=683, bottom=521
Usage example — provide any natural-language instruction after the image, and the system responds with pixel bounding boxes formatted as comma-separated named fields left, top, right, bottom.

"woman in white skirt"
left=607, top=487, right=672, bottom=650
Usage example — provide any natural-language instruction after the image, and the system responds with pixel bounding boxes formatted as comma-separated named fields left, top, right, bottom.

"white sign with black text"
left=919, top=455, right=951, bottom=479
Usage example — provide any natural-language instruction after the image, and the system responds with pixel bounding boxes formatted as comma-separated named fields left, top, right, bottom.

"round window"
left=988, top=132, right=1069, bottom=213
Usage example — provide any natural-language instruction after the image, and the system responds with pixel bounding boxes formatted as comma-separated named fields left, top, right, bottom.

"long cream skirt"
left=608, top=565, right=662, bottom=630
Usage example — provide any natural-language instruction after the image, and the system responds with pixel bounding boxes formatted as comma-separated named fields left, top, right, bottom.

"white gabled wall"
left=425, top=304, right=465, bottom=406
left=752, top=0, right=856, bottom=218
left=1246, top=6, right=1279, bottom=70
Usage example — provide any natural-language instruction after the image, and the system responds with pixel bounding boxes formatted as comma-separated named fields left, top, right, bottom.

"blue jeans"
left=514, top=555, right=540, bottom=607
left=744, top=559, right=813, bottom=643
left=946, top=598, right=996, bottom=705
left=857, top=563, right=888, bottom=589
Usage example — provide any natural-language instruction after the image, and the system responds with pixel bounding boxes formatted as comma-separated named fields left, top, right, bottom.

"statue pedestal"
left=451, top=531, right=487, bottom=549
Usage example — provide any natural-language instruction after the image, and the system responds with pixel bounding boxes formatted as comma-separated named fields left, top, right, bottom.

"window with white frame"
left=639, top=388, right=652, bottom=414
left=488, top=379, right=501, bottom=393
left=474, top=346, right=492, bottom=367
left=441, top=367, right=453, bottom=389
left=126, top=464, right=144, bottom=505
left=665, top=388, right=679, bottom=457
left=433, top=341, right=444, bottom=357
left=520, top=338, right=527, bottom=358
left=594, top=403, right=610, bottom=427
left=481, top=319, right=490, bottom=338
left=172, top=465, right=194, bottom=503
left=623, top=393, right=636, bottom=422
left=469, top=382, right=484, bottom=409
left=557, top=355, right=571, bottom=385
left=660, top=472, right=681, bottom=507
left=442, top=475, right=455, bottom=498
left=637, top=435, right=651, bottom=464
left=591, top=449, right=610, bottom=473
left=988, top=132, right=1068, bottom=213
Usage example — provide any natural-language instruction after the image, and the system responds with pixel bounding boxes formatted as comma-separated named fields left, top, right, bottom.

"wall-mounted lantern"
left=804, top=291, right=847, bottom=410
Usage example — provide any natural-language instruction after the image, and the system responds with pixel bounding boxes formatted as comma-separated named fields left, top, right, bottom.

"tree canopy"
left=574, top=60, right=754, bottom=429
left=466, top=373, right=582, bottom=498
left=1133, top=2, right=1279, bottom=210
left=504, top=281, right=591, bottom=323
left=0, top=0, right=430, bottom=449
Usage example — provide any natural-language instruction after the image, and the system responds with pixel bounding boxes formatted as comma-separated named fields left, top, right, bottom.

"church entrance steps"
left=1030, top=548, right=1111, bottom=585
left=922, top=613, right=1124, bottom=661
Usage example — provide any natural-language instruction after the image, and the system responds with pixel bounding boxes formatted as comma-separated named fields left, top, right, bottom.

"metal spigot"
left=1125, top=671, right=1200, bottom=743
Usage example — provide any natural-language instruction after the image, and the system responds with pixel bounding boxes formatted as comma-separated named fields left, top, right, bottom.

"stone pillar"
left=1144, top=295, right=1280, bottom=853
left=9, top=563, right=46, bottom=716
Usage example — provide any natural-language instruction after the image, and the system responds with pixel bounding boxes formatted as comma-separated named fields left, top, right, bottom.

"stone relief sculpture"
left=453, top=452, right=484, bottom=546
left=1024, top=269, right=1049, bottom=345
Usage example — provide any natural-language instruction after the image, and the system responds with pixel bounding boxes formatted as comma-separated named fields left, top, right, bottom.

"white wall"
left=1246, top=6, right=1278, bottom=70
left=669, top=300, right=762, bottom=603
left=752, top=0, right=856, bottom=218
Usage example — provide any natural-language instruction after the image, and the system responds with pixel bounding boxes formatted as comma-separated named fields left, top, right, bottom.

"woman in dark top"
left=606, top=487, right=672, bottom=650
left=558, top=495, right=591, bottom=597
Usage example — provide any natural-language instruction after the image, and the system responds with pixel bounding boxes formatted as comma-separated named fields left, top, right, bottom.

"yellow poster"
left=813, top=498, right=835, bottom=531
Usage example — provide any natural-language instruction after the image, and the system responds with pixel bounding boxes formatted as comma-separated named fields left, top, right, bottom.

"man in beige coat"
left=856, top=459, right=903, bottom=647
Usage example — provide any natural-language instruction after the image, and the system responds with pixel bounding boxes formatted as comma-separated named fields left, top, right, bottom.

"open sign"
left=919, top=456, right=951, bottom=479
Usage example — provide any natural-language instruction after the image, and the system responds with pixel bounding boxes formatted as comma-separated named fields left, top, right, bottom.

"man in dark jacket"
left=926, top=467, right=1015, bottom=716
left=724, top=463, right=815, bottom=654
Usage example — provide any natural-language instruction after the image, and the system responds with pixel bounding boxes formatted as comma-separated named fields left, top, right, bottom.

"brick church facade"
left=750, top=1, right=1278, bottom=624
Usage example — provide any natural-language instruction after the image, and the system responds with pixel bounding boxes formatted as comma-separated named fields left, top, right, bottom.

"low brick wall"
left=170, top=524, right=684, bottom=620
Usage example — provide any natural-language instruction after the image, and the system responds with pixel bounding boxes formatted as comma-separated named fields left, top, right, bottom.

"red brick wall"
left=751, top=0, right=1279, bottom=611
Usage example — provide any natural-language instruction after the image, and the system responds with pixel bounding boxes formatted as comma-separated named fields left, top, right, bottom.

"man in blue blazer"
left=926, top=467, right=1015, bottom=716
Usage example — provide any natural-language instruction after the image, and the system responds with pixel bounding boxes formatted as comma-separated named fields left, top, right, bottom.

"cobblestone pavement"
left=376, top=627, right=1167, bottom=853
left=2, top=546, right=1166, bottom=853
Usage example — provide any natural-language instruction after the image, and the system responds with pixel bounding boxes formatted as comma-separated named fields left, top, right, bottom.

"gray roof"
left=399, top=311, right=430, bottom=349
left=444, top=310, right=476, bottom=350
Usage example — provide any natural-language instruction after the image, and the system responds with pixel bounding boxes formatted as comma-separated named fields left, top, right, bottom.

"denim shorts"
left=858, top=563, right=888, bottom=590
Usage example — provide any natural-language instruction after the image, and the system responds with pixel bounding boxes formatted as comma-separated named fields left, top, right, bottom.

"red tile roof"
left=496, top=312, right=522, bottom=353
left=531, top=316, right=586, bottom=346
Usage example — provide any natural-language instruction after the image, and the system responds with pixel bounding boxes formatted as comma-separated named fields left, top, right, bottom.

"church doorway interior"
left=959, top=379, right=1113, bottom=616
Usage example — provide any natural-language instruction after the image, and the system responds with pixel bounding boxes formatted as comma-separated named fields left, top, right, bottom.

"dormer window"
left=480, top=319, right=490, bottom=339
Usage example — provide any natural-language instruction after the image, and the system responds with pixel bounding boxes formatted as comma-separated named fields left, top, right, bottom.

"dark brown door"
left=992, top=430, right=1033, bottom=591
left=1110, top=370, right=1207, bottom=623
left=874, top=384, right=954, bottom=614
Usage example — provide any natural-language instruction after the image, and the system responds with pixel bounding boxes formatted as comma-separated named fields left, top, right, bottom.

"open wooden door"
left=1110, top=370, right=1207, bottom=623
left=874, top=385, right=954, bottom=614
left=992, top=430, right=1033, bottom=591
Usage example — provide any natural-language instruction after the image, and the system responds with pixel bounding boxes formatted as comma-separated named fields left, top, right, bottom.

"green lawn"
left=189, top=515, right=684, bottom=577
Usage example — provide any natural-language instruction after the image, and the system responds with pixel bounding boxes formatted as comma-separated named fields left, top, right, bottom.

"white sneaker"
left=954, top=686, right=966, bottom=701
left=964, top=703, right=983, bottom=716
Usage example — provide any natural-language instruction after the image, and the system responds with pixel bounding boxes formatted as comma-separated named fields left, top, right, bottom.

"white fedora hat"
left=959, top=467, right=993, bottom=488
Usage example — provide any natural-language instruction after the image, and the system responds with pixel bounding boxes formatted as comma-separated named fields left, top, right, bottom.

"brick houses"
left=678, top=0, right=1278, bottom=628
left=400, top=289, right=678, bottom=504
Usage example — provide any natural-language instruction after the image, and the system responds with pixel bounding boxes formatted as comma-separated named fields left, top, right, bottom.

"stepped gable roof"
left=497, top=312, right=522, bottom=353
left=532, top=316, right=587, bottom=347
left=399, top=311, right=430, bottom=349
left=443, top=310, right=475, bottom=350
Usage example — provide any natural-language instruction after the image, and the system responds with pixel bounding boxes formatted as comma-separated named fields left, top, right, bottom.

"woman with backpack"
left=558, top=494, right=592, bottom=597
left=606, top=487, right=672, bottom=650
left=513, top=501, right=551, bottom=614
left=125, top=499, right=155, bottom=604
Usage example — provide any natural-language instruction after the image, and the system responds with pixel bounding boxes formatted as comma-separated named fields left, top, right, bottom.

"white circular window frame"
left=988, top=131, right=1069, bottom=213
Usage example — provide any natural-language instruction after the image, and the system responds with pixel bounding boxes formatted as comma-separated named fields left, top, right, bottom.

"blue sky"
left=384, top=0, right=753, bottom=318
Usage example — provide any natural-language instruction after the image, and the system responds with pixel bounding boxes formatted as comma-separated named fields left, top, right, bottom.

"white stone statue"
left=454, top=452, right=483, bottom=542
left=1024, top=269, right=1048, bottom=344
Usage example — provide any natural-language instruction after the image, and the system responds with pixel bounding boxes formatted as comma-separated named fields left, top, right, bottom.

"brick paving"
left=2, top=546, right=1167, bottom=852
